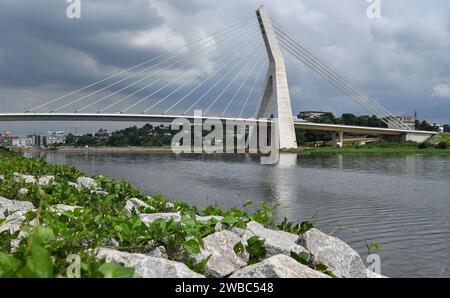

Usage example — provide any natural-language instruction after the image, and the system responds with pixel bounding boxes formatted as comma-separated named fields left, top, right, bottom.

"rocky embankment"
left=0, top=156, right=386, bottom=278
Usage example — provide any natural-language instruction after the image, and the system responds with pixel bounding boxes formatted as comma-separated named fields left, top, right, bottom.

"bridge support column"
left=256, top=6, right=297, bottom=150
left=331, top=132, right=344, bottom=148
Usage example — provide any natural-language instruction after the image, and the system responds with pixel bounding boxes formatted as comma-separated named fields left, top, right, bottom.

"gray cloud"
left=0, top=0, right=449, bottom=136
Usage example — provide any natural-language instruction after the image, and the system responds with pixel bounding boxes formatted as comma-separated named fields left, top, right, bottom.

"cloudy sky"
left=0, top=0, right=449, bottom=135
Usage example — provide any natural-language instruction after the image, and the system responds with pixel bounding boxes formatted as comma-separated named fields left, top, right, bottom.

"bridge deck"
left=0, top=113, right=436, bottom=137
left=293, top=121, right=435, bottom=136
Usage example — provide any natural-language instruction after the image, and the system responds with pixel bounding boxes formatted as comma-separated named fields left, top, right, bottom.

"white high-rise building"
left=47, top=131, right=66, bottom=145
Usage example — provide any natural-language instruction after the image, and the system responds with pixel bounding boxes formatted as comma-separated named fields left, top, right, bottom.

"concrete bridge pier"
left=331, top=131, right=344, bottom=148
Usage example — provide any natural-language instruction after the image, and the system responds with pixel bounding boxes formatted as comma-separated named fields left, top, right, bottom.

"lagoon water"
left=29, top=152, right=450, bottom=278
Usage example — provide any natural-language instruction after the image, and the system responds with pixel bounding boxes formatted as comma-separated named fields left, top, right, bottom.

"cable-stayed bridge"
left=0, top=6, right=435, bottom=148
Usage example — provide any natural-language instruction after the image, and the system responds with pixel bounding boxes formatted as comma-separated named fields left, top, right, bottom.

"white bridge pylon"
left=256, top=6, right=298, bottom=150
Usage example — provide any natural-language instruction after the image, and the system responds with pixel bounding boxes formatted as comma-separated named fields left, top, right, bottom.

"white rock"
left=165, top=202, right=175, bottom=210
left=14, top=173, right=36, bottom=184
left=191, top=230, right=248, bottom=277
left=139, top=213, right=181, bottom=226
left=148, top=246, right=168, bottom=259
left=125, top=198, right=154, bottom=215
left=68, top=182, right=79, bottom=188
left=92, top=190, right=109, bottom=196
left=10, top=230, right=28, bottom=252
left=196, top=216, right=224, bottom=231
left=214, top=222, right=224, bottom=232
left=50, top=204, right=82, bottom=215
left=76, top=177, right=98, bottom=189
left=38, top=176, right=54, bottom=186
left=0, top=197, right=36, bottom=242
left=0, top=210, right=33, bottom=234
left=18, top=188, right=29, bottom=196
left=234, top=221, right=307, bottom=257
left=96, top=248, right=203, bottom=278
left=0, top=197, right=34, bottom=218
left=196, top=215, right=223, bottom=224
left=230, top=254, right=330, bottom=278
left=299, top=228, right=367, bottom=278
left=105, top=237, right=120, bottom=247
left=0, top=175, right=4, bottom=181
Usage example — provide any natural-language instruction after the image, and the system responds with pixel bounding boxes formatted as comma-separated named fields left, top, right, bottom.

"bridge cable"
left=89, top=24, right=259, bottom=113
left=238, top=58, right=269, bottom=118
left=52, top=20, right=257, bottom=113
left=121, top=25, right=261, bottom=114
left=274, top=25, right=410, bottom=130
left=276, top=29, right=412, bottom=127
left=277, top=36, right=408, bottom=129
left=203, top=47, right=266, bottom=116
left=275, top=28, right=410, bottom=129
left=137, top=27, right=260, bottom=114
left=182, top=42, right=261, bottom=115
left=273, top=25, right=396, bottom=121
left=27, top=16, right=255, bottom=113
left=278, top=38, right=403, bottom=129
left=162, top=38, right=260, bottom=115
left=221, top=51, right=268, bottom=117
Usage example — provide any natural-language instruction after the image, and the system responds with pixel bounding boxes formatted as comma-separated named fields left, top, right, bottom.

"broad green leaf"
left=221, top=215, right=239, bottom=226
left=183, top=239, right=201, bottom=254
left=98, top=262, right=137, bottom=278
left=30, top=226, right=56, bottom=246
left=233, top=242, right=245, bottom=255
left=290, top=251, right=310, bottom=265
left=17, top=244, right=53, bottom=278
left=0, top=253, right=22, bottom=277
left=0, top=231, right=12, bottom=253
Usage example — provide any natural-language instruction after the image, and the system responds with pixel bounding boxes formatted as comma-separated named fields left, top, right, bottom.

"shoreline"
left=14, top=145, right=450, bottom=156
left=16, top=146, right=302, bottom=155
left=16, top=146, right=176, bottom=153
left=303, top=147, right=450, bottom=156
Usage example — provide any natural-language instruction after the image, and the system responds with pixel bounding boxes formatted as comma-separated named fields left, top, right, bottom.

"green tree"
left=340, top=113, right=357, bottom=126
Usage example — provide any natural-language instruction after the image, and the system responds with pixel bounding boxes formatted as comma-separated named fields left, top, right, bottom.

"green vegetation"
left=65, top=124, right=173, bottom=147
left=427, top=132, right=450, bottom=146
left=303, top=140, right=450, bottom=156
left=296, top=112, right=444, bottom=145
left=289, top=251, right=336, bottom=277
left=0, top=150, right=315, bottom=278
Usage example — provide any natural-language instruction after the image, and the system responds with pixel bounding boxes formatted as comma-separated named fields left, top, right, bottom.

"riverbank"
left=303, top=147, right=450, bottom=156
left=17, top=146, right=175, bottom=153
left=14, top=136, right=450, bottom=156
left=303, top=139, right=450, bottom=156
left=0, top=149, right=383, bottom=278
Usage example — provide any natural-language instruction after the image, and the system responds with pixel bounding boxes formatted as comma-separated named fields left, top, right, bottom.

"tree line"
left=65, top=124, right=173, bottom=147
left=64, top=113, right=449, bottom=147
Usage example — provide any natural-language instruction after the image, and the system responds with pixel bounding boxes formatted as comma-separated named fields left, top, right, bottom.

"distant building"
left=298, top=111, right=328, bottom=121
left=388, top=116, right=416, bottom=130
left=434, top=124, right=445, bottom=133
left=12, top=137, right=33, bottom=148
left=28, top=135, right=47, bottom=147
left=47, top=131, right=66, bottom=145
